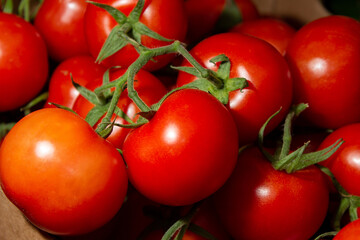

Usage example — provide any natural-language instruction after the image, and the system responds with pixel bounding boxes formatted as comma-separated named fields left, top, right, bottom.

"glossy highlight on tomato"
left=34, top=0, right=90, bottom=62
left=123, top=89, right=239, bottom=206
left=177, top=33, right=292, bottom=146
left=0, top=12, right=49, bottom=112
left=286, top=15, right=360, bottom=129
left=214, top=146, right=330, bottom=240
left=0, top=108, right=128, bottom=235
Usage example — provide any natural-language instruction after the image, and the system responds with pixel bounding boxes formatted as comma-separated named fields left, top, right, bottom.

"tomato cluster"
left=0, top=0, right=360, bottom=239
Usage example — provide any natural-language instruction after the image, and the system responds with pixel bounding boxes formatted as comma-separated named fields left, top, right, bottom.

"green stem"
left=95, top=75, right=127, bottom=133
left=176, top=44, right=224, bottom=89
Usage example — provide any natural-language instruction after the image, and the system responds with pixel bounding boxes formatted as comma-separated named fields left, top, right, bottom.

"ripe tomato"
left=184, top=0, right=259, bottom=44
left=122, top=89, right=239, bottom=206
left=286, top=15, right=360, bottom=129
left=333, top=218, right=360, bottom=240
left=0, top=108, right=128, bottom=235
left=177, top=33, right=292, bottom=146
left=34, top=0, right=90, bottom=62
left=45, top=55, right=106, bottom=109
left=73, top=68, right=168, bottom=149
left=317, top=123, right=360, bottom=196
left=214, top=146, right=330, bottom=240
left=84, top=0, right=187, bottom=71
left=230, top=17, right=296, bottom=56
left=0, top=12, right=48, bottom=112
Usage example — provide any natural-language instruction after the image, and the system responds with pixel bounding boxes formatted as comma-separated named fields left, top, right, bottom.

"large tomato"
left=34, top=0, right=90, bottom=62
left=84, top=0, right=187, bottom=71
left=286, top=15, right=360, bottom=129
left=73, top=68, right=168, bottom=149
left=122, top=89, right=239, bottom=206
left=230, top=17, right=296, bottom=56
left=214, top=146, right=330, bottom=240
left=0, top=12, right=48, bottom=112
left=45, top=55, right=106, bottom=109
left=177, top=33, right=292, bottom=146
left=0, top=108, right=128, bottom=235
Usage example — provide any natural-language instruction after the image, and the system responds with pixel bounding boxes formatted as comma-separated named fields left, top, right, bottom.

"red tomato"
left=333, top=218, right=360, bottom=240
left=230, top=17, right=296, bottom=55
left=318, top=123, right=360, bottom=196
left=73, top=68, right=168, bottom=149
left=177, top=33, right=293, bottom=146
left=214, top=146, right=330, bottom=240
left=45, top=55, right=106, bottom=109
left=84, top=0, right=187, bottom=71
left=0, top=12, right=48, bottom=112
left=122, top=89, right=239, bottom=206
left=184, top=0, right=259, bottom=44
left=34, top=0, right=90, bottom=62
left=286, top=15, right=360, bottom=129
left=184, top=0, right=225, bottom=43
left=234, top=0, right=259, bottom=21
left=0, top=108, right=128, bottom=235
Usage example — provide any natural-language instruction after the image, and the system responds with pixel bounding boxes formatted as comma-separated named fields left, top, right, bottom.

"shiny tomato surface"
left=0, top=108, right=128, bottom=235
left=0, top=13, right=48, bottom=112
left=34, top=0, right=90, bottom=62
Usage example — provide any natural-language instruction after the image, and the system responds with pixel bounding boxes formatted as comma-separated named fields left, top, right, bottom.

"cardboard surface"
left=252, top=0, right=331, bottom=26
left=0, top=188, right=55, bottom=240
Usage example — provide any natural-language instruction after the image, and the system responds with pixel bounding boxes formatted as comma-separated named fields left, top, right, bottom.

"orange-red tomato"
left=0, top=108, right=128, bottom=235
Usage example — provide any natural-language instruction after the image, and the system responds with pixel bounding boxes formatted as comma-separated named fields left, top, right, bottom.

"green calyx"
left=173, top=54, right=248, bottom=104
left=87, top=0, right=173, bottom=63
left=258, top=103, right=344, bottom=174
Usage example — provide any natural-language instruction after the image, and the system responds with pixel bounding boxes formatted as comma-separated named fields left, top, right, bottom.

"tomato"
left=0, top=12, right=48, bottom=112
left=184, top=0, right=259, bottom=44
left=318, top=123, right=360, bottom=196
left=177, top=33, right=293, bottom=146
left=214, top=146, right=330, bottom=240
left=45, top=55, right=106, bottom=109
left=234, top=0, right=259, bottom=21
left=285, top=15, right=360, bottom=129
left=333, top=218, right=360, bottom=240
left=122, top=89, right=239, bottom=206
left=230, top=17, right=296, bottom=56
left=84, top=0, right=187, bottom=71
left=0, top=108, right=128, bottom=235
left=34, top=0, right=90, bottom=62
left=73, top=68, right=168, bottom=149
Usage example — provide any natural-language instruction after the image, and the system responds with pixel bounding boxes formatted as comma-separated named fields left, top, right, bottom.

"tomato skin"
left=45, top=55, right=106, bottom=109
left=0, top=108, right=128, bottom=235
left=214, top=146, right=330, bottom=240
left=34, top=0, right=90, bottom=62
left=184, top=0, right=225, bottom=44
left=230, top=17, right=296, bottom=56
left=122, top=89, right=239, bottom=206
left=334, top=218, right=360, bottom=240
left=73, top=68, right=168, bottom=149
left=285, top=15, right=360, bottom=129
left=317, top=123, right=360, bottom=196
left=234, top=0, right=259, bottom=21
left=184, top=0, right=259, bottom=44
left=84, top=0, right=187, bottom=71
left=177, top=33, right=292, bottom=146
left=0, top=13, right=49, bottom=112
